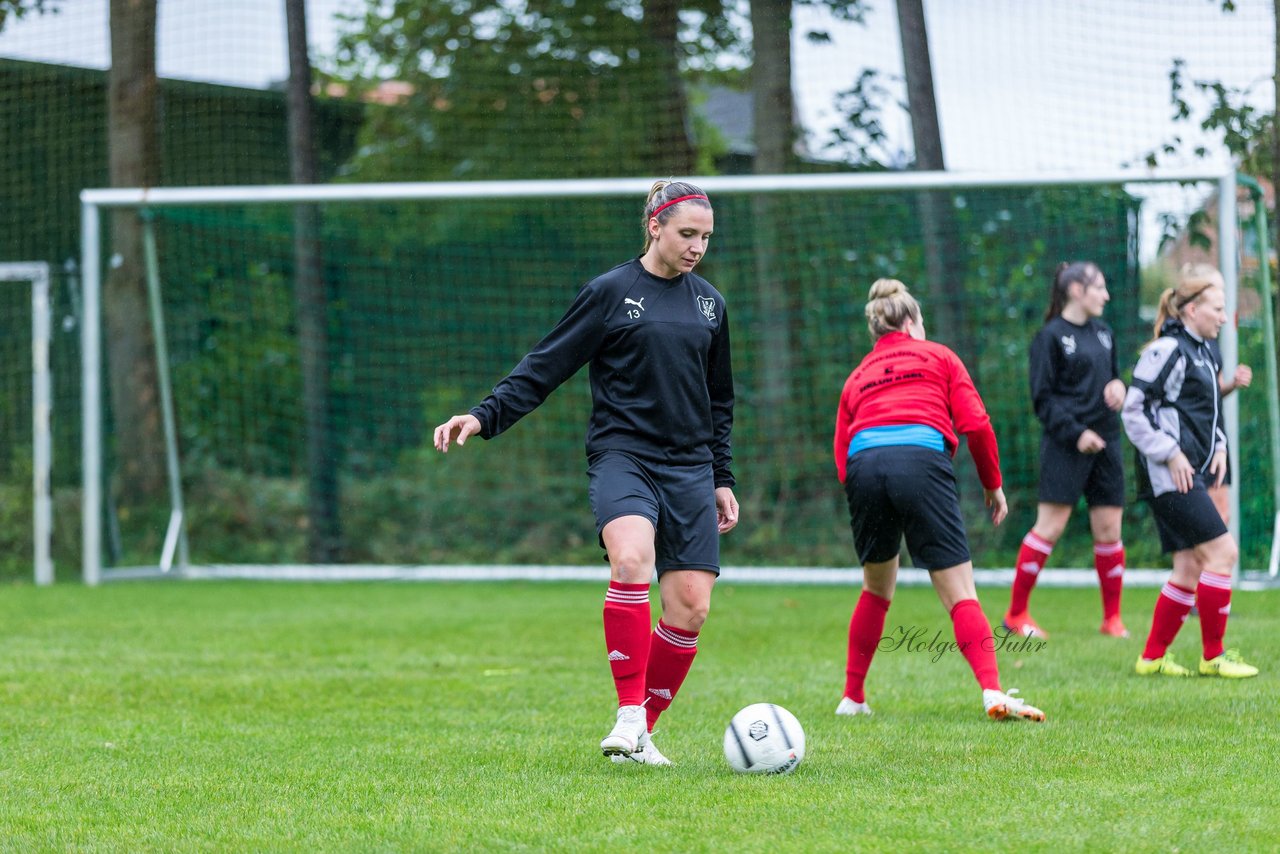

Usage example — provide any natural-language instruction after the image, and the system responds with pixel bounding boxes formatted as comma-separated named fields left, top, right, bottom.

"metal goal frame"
left=79, top=168, right=1254, bottom=586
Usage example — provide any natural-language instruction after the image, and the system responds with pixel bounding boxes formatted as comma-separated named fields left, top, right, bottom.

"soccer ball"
left=723, top=703, right=805, bottom=775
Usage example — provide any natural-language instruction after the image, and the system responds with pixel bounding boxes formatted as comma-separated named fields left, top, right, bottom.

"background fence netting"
left=1, top=0, right=1276, bottom=579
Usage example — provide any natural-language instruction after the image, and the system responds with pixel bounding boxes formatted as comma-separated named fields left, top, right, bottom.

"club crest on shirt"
left=1097, top=329, right=1112, bottom=350
left=1060, top=334, right=1077, bottom=356
left=698, top=296, right=717, bottom=322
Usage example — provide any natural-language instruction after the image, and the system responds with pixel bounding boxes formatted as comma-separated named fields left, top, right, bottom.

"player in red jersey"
left=832, top=279, right=1046, bottom=722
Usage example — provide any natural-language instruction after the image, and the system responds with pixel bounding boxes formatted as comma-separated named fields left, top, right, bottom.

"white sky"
left=2, top=0, right=1274, bottom=258
left=792, top=0, right=1274, bottom=174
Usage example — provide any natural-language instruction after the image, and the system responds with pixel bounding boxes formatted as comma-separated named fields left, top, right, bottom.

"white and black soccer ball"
left=723, top=703, right=805, bottom=775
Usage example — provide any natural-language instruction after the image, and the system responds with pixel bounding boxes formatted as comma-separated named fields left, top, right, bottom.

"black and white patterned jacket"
left=1121, top=318, right=1225, bottom=498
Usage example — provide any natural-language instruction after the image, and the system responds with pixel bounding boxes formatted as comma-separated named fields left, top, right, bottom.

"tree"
left=895, top=0, right=965, bottom=358
left=642, top=0, right=697, bottom=175
left=1149, top=1, right=1277, bottom=253
left=0, top=0, right=53, bottom=30
left=106, top=0, right=165, bottom=502
left=744, top=0, right=871, bottom=505
left=746, top=0, right=795, bottom=506
left=328, top=0, right=738, bottom=181
left=286, top=0, right=343, bottom=562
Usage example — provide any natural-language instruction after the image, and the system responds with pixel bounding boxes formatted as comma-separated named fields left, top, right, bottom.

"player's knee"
left=1091, top=522, right=1121, bottom=543
left=1032, top=518, right=1067, bottom=542
left=668, top=596, right=710, bottom=632
left=1196, top=538, right=1237, bottom=576
left=609, top=548, right=654, bottom=582
left=683, top=603, right=710, bottom=632
left=1212, top=541, right=1239, bottom=574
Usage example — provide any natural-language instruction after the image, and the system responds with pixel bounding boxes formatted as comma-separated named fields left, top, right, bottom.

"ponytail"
left=1151, top=287, right=1181, bottom=339
left=1151, top=263, right=1223, bottom=339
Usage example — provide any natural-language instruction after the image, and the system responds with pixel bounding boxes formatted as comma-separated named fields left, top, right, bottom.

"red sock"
left=1141, top=581, right=1195, bottom=660
left=602, top=581, right=651, bottom=707
left=1196, top=572, right=1233, bottom=661
left=843, top=591, right=891, bottom=703
left=644, top=620, right=698, bottom=731
left=1009, top=531, right=1054, bottom=615
left=951, top=599, right=1001, bottom=691
left=1094, top=540, right=1125, bottom=620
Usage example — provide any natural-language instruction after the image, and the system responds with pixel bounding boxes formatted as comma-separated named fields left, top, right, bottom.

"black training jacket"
left=1121, top=318, right=1225, bottom=498
left=470, top=258, right=735, bottom=487
left=1029, top=315, right=1122, bottom=445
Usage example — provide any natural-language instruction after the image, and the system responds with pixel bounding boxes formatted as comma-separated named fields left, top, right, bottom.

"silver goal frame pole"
left=79, top=167, right=1240, bottom=585
left=0, top=262, right=53, bottom=586
left=1218, top=173, right=1242, bottom=583
left=81, top=204, right=102, bottom=586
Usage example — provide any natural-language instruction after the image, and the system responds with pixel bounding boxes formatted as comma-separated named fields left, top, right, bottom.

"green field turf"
left=0, top=580, right=1275, bottom=852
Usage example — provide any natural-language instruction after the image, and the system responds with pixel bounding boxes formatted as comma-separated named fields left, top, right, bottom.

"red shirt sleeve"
left=945, top=352, right=1002, bottom=489
left=834, top=374, right=856, bottom=483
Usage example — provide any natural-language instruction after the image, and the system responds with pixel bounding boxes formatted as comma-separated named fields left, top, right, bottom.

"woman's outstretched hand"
left=433, top=414, right=482, bottom=452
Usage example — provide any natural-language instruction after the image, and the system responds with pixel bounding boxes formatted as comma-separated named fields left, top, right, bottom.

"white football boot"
left=610, top=730, right=672, bottom=766
left=600, top=704, right=647, bottom=756
left=835, top=697, right=874, bottom=716
left=982, top=688, right=1046, bottom=722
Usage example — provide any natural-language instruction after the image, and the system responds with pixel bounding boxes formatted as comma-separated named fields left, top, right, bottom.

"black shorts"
left=843, top=446, right=971, bottom=571
left=1149, top=477, right=1230, bottom=553
left=1038, top=434, right=1125, bottom=507
left=587, top=450, right=720, bottom=576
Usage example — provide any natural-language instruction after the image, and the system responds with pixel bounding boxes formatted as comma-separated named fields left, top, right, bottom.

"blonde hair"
left=1152, top=262, right=1223, bottom=338
left=865, top=278, right=922, bottom=340
left=641, top=179, right=711, bottom=253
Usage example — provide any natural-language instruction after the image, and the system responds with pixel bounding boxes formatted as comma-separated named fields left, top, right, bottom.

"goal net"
left=79, top=171, right=1275, bottom=583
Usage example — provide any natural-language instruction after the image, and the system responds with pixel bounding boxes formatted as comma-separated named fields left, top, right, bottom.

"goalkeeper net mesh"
left=83, top=179, right=1275, bottom=574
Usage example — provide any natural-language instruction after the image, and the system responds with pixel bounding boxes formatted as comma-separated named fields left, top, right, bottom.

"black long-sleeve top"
left=470, top=258, right=735, bottom=487
left=1029, top=315, right=1122, bottom=445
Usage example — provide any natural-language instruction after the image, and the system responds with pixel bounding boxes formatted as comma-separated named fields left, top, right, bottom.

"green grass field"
left=1, top=580, right=1275, bottom=852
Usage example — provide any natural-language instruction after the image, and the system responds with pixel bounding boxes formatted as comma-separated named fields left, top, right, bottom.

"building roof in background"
left=696, top=86, right=754, bottom=156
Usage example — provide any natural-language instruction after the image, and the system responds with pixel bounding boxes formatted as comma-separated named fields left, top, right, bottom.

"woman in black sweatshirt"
left=1003, top=262, right=1129, bottom=641
left=433, top=180, right=739, bottom=764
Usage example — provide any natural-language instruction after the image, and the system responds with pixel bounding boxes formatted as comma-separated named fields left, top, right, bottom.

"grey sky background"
left=3, top=0, right=1274, bottom=259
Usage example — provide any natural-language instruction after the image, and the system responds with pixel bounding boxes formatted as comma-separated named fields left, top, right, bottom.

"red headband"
left=650, top=194, right=709, bottom=220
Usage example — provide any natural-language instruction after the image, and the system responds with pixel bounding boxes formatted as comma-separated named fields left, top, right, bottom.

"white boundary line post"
left=31, top=265, right=52, bottom=586
left=82, top=204, right=102, bottom=587
left=0, top=262, right=53, bottom=586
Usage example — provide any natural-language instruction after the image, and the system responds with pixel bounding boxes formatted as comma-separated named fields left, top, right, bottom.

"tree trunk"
left=286, top=0, right=343, bottom=562
left=896, top=0, right=967, bottom=360
left=641, top=0, right=695, bottom=174
left=749, top=0, right=796, bottom=505
left=106, top=0, right=164, bottom=502
left=898, top=0, right=943, bottom=172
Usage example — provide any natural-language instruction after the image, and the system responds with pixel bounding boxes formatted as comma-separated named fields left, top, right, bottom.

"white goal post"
left=79, top=168, right=1255, bottom=587
left=0, top=262, right=53, bottom=586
